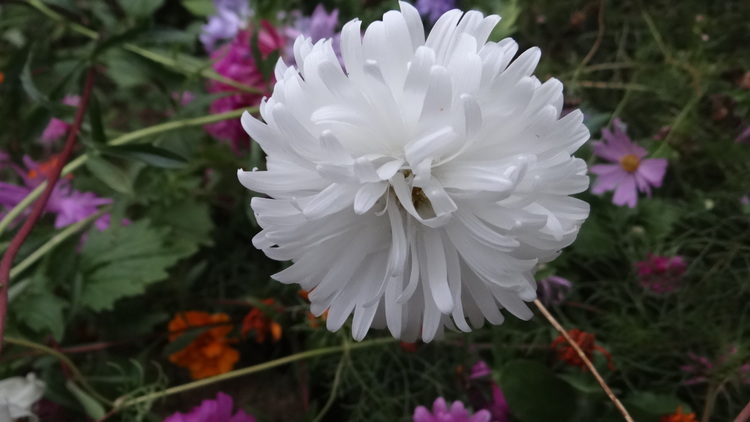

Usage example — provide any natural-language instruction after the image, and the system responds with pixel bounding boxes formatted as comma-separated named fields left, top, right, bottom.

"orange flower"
left=167, top=311, right=239, bottom=380
left=660, top=406, right=697, bottom=422
left=551, top=329, right=615, bottom=371
left=27, top=155, right=72, bottom=181
left=0, top=72, right=4, bottom=85
left=299, top=290, right=328, bottom=328
left=241, top=298, right=283, bottom=343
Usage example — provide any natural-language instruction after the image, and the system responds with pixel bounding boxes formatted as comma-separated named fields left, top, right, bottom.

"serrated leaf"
left=13, top=287, right=68, bottom=341
left=79, top=220, right=185, bottom=311
left=85, top=155, right=134, bottom=194
left=182, top=0, right=217, bottom=16
left=98, top=144, right=187, bottom=169
left=66, top=380, right=106, bottom=420
left=500, top=359, right=577, bottom=422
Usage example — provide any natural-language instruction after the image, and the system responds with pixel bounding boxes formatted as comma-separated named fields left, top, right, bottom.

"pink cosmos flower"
left=414, top=398, right=490, bottom=422
left=40, top=95, right=80, bottom=145
left=164, top=392, right=255, bottom=422
left=205, top=24, right=285, bottom=152
left=590, top=119, right=668, bottom=208
left=282, top=4, right=341, bottom=65
left=467, top=361, right=512, bottom=422
left=680, top=346, right=750, bottom=386
left=537, top=275, right=572, bottom=305
left=634, top=254, right=687, bottom=294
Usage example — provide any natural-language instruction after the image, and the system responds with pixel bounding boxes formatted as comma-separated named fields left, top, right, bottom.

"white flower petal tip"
left=237, top=5, right=590, bottom=342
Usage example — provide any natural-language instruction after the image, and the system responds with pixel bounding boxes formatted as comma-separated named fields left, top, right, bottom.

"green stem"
left=0, top=108, right=250, bottom=236
left=116, top=337, right=395, bottom=409
left=9, top=207, right=110, bottom=280
left=5, top=336, right=113, bottom=406
left=25, top=0, right=262, bottom=94
left=312, top=348, right=348, bottom=422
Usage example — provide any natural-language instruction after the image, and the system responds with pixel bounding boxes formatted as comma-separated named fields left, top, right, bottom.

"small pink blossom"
left=40, top=95, right=80, bottom=144
left=634, top=254, right=687, bottom=294
left=680, top=346, right=750, bottom=386
left=164, top=392, right=255, bottom=422
left=470, top=361, right=491, bottom=380
left=590, top=118, right=668, bottom=208
left=413, top=398, right=490, bottom=422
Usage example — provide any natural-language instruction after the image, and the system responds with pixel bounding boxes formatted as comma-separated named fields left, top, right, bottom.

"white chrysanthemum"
left=238, top=2, right=590, bottom=342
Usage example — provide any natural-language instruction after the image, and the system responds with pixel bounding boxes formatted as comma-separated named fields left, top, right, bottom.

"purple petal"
left=636, top=158, right=667, bottom=187
left=590, top=165, right=626, bottom=195
left=612, top=175, right=637, bottom=208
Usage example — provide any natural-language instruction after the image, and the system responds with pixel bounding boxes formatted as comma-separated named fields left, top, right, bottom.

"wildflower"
left=0, top=155, right=112, bottom=230
left=537, top=275, right=572, bottom=305
left=414, top=398, right=490, bottom=422
left=551, top=329, right=614, bottom=371
left=282, top=4, right=341, bottom=64
left=680, top=346, right=750, bottom=385
left=200, top=0, right=253, bottom=52
left=241, top=298, right=283, bottom=343
left=470, top=361, right=491, bottom=379
left=0, top=373, right=45, bottom=422
left=167, top=312, right=240, bottom=380
left=660, top=406, right=697, bottom=422
left=466, top=361, right=512, bottom=422
left=415, top=0, right=457, bottom=24
left=238, top=3, right=590, bottom=342
left=39, top=95, right=80, bottom=145
left=635, top=254, right=687, bottom=294
left=205, top=25, right=285, bottom=152
left=590, top=118, right=668, bottom=208
left=164, top=392, right=256, bottom=422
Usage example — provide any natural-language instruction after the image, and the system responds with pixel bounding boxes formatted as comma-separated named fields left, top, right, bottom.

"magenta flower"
left=634, top=254, right=687, bottom=294
left=470, top=361, right=491, bottom=380
left=537, top=275, right=572, bottom=305
left=200, top=0, right=253, bottom=52
left=415, top=0, right=457, bottom=24
left=590, top=119, right=668, bottom=208
left=680, top=346, right=750, bottom=386
left=414, top=398, right=490, bottom=422
left=467, top=361, right=512, bottom=422
left=282, top=4, right=341, bottom=64
left=40, top=95, right=80, bottom=145
left=164, top=392, right=255, bottom=422
left=205, top=24, right=285, bottom=152
left=486, top=384, right=511, bottom=422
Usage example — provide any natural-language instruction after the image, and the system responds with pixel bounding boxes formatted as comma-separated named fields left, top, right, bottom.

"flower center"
left=619, top=154, right=640, bottom=173
left=411, top=186, right=429, bottom=209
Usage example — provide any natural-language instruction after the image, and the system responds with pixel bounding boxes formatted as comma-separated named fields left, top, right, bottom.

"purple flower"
left=590, top=118, right=668, bottom=208
left=164, top=392, right=255, bottom=422
left=40, top=95, right=80, bottom=145
left=415, top=0, right=457, bottom=24
left=486, top=384, right=511, bottom=422
left=282, top=4, right=341, bottom=64
left=537, top=275, right=572, bottom=305
left=413, top=398, right=490, bottom=422
left=680, top=347, right=750, bottom=386
left=634, top=254, right=687, bottom=294
left=200, top=0, right=253, bottom=52
left=470, top=361, right=491, bottom=380
left=466, top=361, right=512, bottom=422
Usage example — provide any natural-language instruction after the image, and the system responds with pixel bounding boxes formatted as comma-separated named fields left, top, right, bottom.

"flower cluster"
left=167, top=311, right=240, bottom=380
left=413, top=398, right=490, bottom=422
left=551, top=329, right=614, bottom=371
left=635, top=254, right=688, bottom=294
left=164, top=392, right=256, bottom=422
left=241, top=298, right=283, bottom=343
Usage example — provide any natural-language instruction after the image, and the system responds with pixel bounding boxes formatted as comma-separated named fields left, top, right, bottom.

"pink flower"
left=205, top=24, right=285, bottom=152
left=414, top=398, right=490, bottom=422
left=282, top=4, right=341, bottom=65
left=634, top=254, right=687, bottom=294
left=40, top=95, right=80, bottom=144
left=470, top=361, right=491, bottom=380
left=466, top=361, right=512, bottom=422
left=590, top=119, right=668, bottom=208
left=537, top=275, right=572, bottom=305
left=164, top=392, right=255, bottom=422
left=680, top=346, right=750, bottom=386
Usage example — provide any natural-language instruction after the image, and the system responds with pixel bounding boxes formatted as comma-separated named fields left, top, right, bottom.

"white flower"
left=238, top=2, right=589, bottom=342
left=0, top=373, right=45, bottom=422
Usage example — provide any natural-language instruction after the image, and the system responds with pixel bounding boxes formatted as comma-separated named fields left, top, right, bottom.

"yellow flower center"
left=619, top=154, right=640, bottom=173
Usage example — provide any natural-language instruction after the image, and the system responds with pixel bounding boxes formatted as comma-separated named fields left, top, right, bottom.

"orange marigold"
left=167, top=311, right=239, bottom=380
left=241, top=298, right=283, bottom=343
left=551, top=329, right=615, bottom=371
left=660, top=406, right=697, bottom=422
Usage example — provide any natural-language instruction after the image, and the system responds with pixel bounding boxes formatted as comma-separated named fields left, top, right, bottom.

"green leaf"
left=150, top=198, right=213, bottom=247
left=624, top=392, right=692, bottom=416
left=79, top=220, right=186, bottom=311
left=88, top=93, right=107, bottom=144
left=85, top=155, right=134, bottom=194
left=66, top=380, right=106, bottom=420
left=182, top=0, right=217, bottom=16
left=118, top=0, right=166, bottom=18
left=500, top=359, right=577, bottom=422
left=13, top=282, right=68, bottom=340
left=98, top=144, right=188, bottom=169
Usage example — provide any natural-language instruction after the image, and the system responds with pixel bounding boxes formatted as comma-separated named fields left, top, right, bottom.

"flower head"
left=167, top=312, right=240, bottom=380
left=466, top=361, right=512, bottom=422
left=241, top=298, right=283, bottom=343
left=0, top=373, right=45, bottom=422
left=205, top=25, right=285, bottom=152
left=470, top=360, right=491, bottom=379
left=590, top=118, right=668, bottom=208
left=164, top=392, right=256, bottom=422
left=200, top=0, right=253, bottom=52
left=537, top=275, right=572, bottom=305
left=238, top=3, right=590, bottom=342
left=40, top=95, right=80, bottom=144
left=660, top=406, right=697, bottom=422
left=635, top=254, right=687, bottom=294
left=414, top=398, right=490, bottom=422
left=415, top=0, right=458, bottom=24
left=551, top=329, right=614, bottom=371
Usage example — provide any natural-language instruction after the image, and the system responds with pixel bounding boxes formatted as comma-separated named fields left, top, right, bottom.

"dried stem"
left=735, top=401, right=750, bottom=422
left=533, top=299, right=634, bottom=422
left=0, top=67, right=96, bottom=354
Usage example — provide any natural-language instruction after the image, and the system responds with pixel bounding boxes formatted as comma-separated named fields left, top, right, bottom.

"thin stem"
left=115, top=337, right=395, bottom=409
left=533, top=299, right=634, bottom=422
left=0, top=68, right=96, bottom=354
left=312, top=348, right=348, bottom=422
left=9, top=207, right=109, bottom=280
left=5, top=336, right=113, bottom=406
left=735, top=401, right=750, bottom=422
left=0, top=108, right=250, bottom=236
left=25, top=0, right=262, bottom=94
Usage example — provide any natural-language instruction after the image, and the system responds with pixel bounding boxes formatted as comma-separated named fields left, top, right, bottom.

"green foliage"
left=12, top=275, right=68, bottom=340
left=500, top=359, right=577, bottom=422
